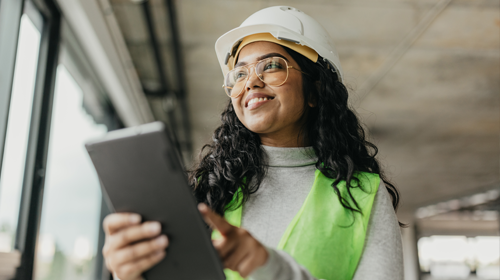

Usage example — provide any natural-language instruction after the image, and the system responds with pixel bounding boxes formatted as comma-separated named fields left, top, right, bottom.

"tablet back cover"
left=85, top=122, right=225, bottom=280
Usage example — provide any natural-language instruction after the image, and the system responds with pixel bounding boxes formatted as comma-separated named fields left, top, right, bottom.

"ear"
left=308, top=81, right=320, bottom=107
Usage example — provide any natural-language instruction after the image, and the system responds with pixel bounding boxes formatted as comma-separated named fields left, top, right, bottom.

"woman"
left=102, top=6, right=404, bottom=280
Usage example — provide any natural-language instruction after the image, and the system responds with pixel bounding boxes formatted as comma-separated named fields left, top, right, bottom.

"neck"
left=258, top=131, right=310, bottom=147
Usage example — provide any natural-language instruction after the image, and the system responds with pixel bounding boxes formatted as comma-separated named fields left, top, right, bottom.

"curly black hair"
left=189, top=46, right=404, bottom=227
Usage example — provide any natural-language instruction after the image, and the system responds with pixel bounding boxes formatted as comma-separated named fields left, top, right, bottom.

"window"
left=34, top=64, right=109, bottom=280
left=418, top=235, right=500, bottom=279
left=0, top=14, right=41, bottom=253
left=0, top=1, right=122, bottom=279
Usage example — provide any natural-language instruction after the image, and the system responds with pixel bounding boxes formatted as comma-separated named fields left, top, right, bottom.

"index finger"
left=198, top=203, right=233, bottom=236
left=103, top=213, right=142, bottom=235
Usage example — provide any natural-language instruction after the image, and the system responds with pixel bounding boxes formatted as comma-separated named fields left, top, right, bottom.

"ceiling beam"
left=354, top=0, right=452, bottom=107
left=141, top=0, right=169, bottom=94
left=164, top=0, right=192, bottom=156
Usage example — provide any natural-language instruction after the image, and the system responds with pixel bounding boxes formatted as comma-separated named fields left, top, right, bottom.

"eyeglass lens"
left=224, top=57, right=289, bottom=97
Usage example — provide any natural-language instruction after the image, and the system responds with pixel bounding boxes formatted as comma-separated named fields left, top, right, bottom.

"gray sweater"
left=244, top=145, right=404, bottom=280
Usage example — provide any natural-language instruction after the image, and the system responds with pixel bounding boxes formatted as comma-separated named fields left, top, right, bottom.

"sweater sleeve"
left=352, top=181, right=404, bottom=280
left=248, top=180, right=403, bottom=280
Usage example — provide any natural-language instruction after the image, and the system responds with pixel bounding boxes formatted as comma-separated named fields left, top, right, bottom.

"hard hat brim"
left=215, top=24, right=344, bottom=82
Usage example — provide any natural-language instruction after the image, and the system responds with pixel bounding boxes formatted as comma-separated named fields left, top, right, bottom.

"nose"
left=245, top=65, right=265, bottom=91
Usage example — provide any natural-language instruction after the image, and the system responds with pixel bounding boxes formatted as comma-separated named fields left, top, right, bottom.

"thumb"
left=198, top=203, right=233, bottom=236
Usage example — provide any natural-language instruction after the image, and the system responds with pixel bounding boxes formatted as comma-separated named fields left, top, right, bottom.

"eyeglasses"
left=222, top=56, right=309, bottom=98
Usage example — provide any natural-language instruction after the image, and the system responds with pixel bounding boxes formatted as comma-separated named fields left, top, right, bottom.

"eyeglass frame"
left=222, top=56, right=310, bottom=98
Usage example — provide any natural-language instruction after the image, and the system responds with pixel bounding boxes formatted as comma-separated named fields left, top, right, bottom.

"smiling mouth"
left=246, top=97, right=274, bottom=107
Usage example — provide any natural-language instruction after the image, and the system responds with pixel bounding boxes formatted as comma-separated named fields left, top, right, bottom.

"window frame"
left=12, top=0, right=61, bottom=278
left=0, top=0, right=123, bottom=278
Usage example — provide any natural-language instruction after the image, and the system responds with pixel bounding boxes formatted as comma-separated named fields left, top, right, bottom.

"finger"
left=213, top=237, right=237, bottom=261
left=111, top=235, right=168, bottom=268
left=103, top=221, right=162, bottom=256
left=214, top=228, right=248, bottom=266
left=103, top=213, right=141, bottom=235
left=222, top=229, right=252, bottom=270
left=115, top=250, right=165, bottom=280
left=238, top=245, right=269, bottom=278
left=198, top=203, right=233, bottom=236
left=225, top=248, right=250, bottom=271
left=237, top=252, right=261, bottom=278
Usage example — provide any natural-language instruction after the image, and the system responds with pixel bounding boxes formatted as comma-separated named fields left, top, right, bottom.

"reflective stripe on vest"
left=212, top=170, right=380, bottom=280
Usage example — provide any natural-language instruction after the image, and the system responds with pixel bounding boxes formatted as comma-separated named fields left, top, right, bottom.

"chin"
left=243, top=121, right=272, bottom=134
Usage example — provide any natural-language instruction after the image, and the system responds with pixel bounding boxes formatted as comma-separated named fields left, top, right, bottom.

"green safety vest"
left=212, top=170, right=380, bottom=280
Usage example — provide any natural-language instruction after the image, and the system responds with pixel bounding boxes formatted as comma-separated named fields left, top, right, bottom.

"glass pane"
left=34, top=65, right=108, bottom=280
left=0, top=14, right=41, bottom=253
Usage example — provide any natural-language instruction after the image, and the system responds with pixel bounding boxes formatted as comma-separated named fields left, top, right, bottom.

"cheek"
left=284, top=85, right=306, bottom=114
left=231, top=99, right=245, bottom=121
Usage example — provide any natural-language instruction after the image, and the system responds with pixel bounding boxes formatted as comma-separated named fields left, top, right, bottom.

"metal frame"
left=13, top=0, right=61, bottom=278
left=138, top=0, right=192, bottom=157
left=165, top=0, right=192, bottom=156
left=141, top=0, right=169, bottom=95
left=96, top=196, right=113, bottom=280
left=0, top=0, right=25, bottom=173
left=141, top=0, right=184, bottom=157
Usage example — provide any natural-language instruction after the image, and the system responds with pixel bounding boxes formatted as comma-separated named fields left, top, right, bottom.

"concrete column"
left=401, top=220, right=421, bottom=280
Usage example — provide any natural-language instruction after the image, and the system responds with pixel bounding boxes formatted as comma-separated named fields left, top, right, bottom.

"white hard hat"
left=215, top=6, right=344, bottom=82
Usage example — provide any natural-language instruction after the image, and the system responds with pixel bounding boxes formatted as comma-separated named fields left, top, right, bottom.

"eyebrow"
left=234, top=52, right=289, bottom=68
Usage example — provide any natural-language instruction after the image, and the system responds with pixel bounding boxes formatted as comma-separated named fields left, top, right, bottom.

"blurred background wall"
left=0, top=0, right=498, bottom=279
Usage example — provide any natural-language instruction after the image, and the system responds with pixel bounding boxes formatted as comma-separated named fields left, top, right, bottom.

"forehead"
left=236, top=41, right=291, bottom=63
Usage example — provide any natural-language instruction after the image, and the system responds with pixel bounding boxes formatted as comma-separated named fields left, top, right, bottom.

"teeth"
left=248, top=97, right=271, bottom=105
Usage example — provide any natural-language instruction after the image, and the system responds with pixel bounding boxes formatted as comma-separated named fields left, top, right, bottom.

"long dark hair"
left=189, top=46, right=405, bottom=227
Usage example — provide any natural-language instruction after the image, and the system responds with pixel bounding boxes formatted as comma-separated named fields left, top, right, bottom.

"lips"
left=245, top=92, right=275, bottom=107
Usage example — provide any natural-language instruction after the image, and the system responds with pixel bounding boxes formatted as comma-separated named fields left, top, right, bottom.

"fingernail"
left=156, top=235, right=168, bottom=246
left=147, top=222, right=161, bottom=234
left=198, top=204, right=205, bottom=211
left=129, top=214, right=141, bottom=224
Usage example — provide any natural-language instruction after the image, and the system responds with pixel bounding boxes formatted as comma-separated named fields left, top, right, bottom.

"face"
left=231, top=41, right=307, bottom=147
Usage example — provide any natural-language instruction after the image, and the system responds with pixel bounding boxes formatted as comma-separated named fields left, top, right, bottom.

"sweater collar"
left=262, top=145, right=317, bottom=167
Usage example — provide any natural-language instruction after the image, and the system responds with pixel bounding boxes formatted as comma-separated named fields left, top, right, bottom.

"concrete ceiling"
left=111, top=0, right=179, bottom=93
left=110, top=0, right=499, bottom=219
left=175, top=0, right=499, bottom=218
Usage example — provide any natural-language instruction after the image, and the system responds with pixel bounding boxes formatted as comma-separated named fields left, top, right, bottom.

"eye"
left=264, top=60, right=283, bottom=71
left=233, top=69, right=248, bottom=81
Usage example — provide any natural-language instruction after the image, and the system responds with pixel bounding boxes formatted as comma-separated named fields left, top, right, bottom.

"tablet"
left=85, top=122, right=225, bottom=280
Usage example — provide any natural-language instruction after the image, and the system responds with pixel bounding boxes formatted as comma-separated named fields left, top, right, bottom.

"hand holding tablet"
left=101, top=203, right=269, bottom=280
left=102, top=213, right=168, bottom=280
